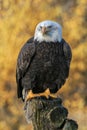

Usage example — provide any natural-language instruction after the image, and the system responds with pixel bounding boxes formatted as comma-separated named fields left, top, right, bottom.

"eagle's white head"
left=34, top=20, right=62, bottom=43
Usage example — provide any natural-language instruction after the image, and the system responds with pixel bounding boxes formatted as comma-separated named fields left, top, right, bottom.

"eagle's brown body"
left=16, top=37, right=72, bottom=99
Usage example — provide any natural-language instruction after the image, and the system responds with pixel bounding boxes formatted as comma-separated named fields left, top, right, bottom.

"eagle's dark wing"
left=55, top=39, right=72, bottom=90
left=63, top=40, right=72, bottom=69
left=16, top=37, right=36, bottom=98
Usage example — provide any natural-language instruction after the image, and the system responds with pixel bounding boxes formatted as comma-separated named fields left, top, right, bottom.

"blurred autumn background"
left=0, top=0, right=87, bottom=130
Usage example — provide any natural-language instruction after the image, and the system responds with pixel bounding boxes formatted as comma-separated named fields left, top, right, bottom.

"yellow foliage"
left=0, top=0, right=87, bottom=130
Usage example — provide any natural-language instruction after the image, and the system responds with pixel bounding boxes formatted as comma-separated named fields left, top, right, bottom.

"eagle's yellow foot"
left=39, top=88, right=58, bottom=98
left=47, top=88, right=58, bottom=98
left=26, top=89, right=49, bottom=101
left=39, top=88, right=50, bottom=99
left=26, top=89, right=58, bottom=101
left=26, top=90, right=40, bottom=101
left=49, top=93, right=58, bottom=98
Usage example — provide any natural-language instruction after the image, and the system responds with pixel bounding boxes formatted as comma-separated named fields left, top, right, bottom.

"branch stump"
left=24, top=97, right=78, bottom=130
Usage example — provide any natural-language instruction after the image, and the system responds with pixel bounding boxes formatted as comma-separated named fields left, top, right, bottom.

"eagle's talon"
left=26, top=90, right=41, bottom=101
left=39, top=88, right=50, bottom=99
left=26, top=89, right=50, bottom=101
left=49, top=94, right=58, bottom=99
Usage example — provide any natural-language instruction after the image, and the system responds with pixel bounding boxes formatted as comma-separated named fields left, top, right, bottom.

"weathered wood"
left=24, top=97, right=78, bottom=130
left=63, top=119, right=78, bottom=130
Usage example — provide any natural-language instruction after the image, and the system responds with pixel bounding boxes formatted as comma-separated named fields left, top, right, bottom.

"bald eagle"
left=16, top=20, right=72, bottom=101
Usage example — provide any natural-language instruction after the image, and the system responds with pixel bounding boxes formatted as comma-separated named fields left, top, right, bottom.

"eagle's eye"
left=40, top=26, right=42, bottom=29
left=48, top=25, right=52, bottom=28
left=38, top=26, right=42, bottom=31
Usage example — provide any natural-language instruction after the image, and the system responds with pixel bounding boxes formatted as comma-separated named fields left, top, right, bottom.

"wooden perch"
left=24, top=97, right=78, bottom=130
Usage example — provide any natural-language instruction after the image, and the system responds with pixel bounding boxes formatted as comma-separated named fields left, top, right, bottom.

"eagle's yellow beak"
left=41, top=26, right=47, bottom=35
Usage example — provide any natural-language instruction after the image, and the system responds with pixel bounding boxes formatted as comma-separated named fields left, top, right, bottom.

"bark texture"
left=24, top=97, right=78, bottom=130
